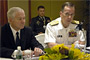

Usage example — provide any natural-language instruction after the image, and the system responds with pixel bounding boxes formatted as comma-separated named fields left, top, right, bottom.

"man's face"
left=10, top=11, right=25, bottom=31
left=60, top=6, right=75, bottom=28
left=38, top=8, right=45, bottom=17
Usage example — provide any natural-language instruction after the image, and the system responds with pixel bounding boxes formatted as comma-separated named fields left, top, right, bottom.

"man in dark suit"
left=30, top=6, right=51, bottom=36
left=1, top=7, right=44, bottom=58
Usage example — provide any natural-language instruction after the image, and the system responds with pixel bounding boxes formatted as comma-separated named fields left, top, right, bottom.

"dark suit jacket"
left=30, top=16, right=51, bottom=35
left=0, top=23, right=44, bottom=58
left=86, top=23, right=90, bottom=47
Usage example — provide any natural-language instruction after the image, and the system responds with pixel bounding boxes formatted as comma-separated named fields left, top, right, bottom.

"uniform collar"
left=37, top=15, right=43, bottom=17
left=57, top=17, right=75, bottom=30
left=56, top=17, right=64, bottom=30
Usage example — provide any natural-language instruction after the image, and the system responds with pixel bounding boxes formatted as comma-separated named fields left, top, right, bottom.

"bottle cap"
left=17, top=46, right=21, bottom=50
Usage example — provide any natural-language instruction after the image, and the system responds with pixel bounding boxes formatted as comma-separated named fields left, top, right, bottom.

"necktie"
left=16, top=32, right=20, bottom=47
left=42, top=17, right=44, bottom=21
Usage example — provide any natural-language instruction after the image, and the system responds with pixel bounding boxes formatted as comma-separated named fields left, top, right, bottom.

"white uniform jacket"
left=44, top=17, right=85, bottom=45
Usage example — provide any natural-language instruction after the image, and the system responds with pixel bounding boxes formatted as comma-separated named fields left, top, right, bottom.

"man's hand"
left=34, top=47, right=43, bottom=56
left=65, top=45, right=71, bottom=48
left=48, top=42, right=72, bottom=48
left=38, top=32, right=43, bottom=35
left=48, top=42, right=58, bottom=48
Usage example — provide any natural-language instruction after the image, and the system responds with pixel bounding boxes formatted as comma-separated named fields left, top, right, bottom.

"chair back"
left=35, top=33, right=46, bottom=48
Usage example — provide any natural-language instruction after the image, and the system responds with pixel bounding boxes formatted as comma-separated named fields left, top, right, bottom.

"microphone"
left=75, top=20, right=85, bottom=30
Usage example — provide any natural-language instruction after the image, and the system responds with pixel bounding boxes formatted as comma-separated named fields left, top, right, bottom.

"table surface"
left=0, top=57, right=39, bottom=60
left=86, top=47, right=90, bottom=50
left=0, top=58, right=13, bottom=60
left=0, top=47, right=90, bottom=60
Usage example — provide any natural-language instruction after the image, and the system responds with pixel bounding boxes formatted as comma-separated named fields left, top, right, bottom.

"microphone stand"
left=75, top=21, right=86, bottom=52
left=82, top=28, right=86, bottom=53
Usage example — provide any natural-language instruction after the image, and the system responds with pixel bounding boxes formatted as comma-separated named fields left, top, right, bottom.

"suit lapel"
left=7, top=24, right=16, bottom=49
left=20, top=28, right=26, bottom=50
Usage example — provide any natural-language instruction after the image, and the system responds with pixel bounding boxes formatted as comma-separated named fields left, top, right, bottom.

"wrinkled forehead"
left=63, top=6, right=75, bottom=13
left=14, top=10, right=25, bottom=15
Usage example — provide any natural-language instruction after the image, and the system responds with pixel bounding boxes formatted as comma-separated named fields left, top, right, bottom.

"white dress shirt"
left=10, top=25, right=20, bottom=42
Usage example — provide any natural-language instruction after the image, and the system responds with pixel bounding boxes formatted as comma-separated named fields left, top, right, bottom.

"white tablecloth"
left=0, top=58, right=13, bottom=60
left=86, top=47, right=90, bottom=50
left=0, top=57, right=39, bottom=60
left=32, top=57, right=39, bottom=60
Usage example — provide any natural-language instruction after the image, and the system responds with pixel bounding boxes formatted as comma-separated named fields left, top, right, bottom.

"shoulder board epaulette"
left=71, top=20, right=79, bottom=24
left=50, top=20, right=59, bottom=26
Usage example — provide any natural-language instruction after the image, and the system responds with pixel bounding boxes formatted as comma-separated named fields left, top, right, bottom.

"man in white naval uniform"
left=44, top=2, right=85, bottom=48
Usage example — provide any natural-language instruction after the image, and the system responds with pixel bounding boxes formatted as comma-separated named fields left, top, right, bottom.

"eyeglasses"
left=63, top=12, right=75, bottom=17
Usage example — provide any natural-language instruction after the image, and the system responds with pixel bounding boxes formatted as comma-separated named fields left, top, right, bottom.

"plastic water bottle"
left=16, top=46, right=23, bottom=60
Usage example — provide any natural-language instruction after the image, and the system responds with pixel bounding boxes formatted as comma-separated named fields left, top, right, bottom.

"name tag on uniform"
left=69, top=29, right=77, bottom=37
left=57, top=35, right=62, bottom=37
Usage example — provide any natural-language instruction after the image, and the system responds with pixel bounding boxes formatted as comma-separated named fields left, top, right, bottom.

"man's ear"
left=60, top=11, right=62, bottom=17
left=8, top=18, right=12, bottom=23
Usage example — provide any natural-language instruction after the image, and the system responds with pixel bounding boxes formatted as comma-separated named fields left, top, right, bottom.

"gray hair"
left=7, top=7, right=24, bottom=20
left=61, top=2, right=75, bottom=12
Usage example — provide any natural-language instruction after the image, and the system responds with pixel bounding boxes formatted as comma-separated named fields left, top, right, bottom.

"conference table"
left=0, top=47, right=90, bottom=60
left=0, top=57, right=39, bottom=60
left=0, top=58, right=13, bottom=60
